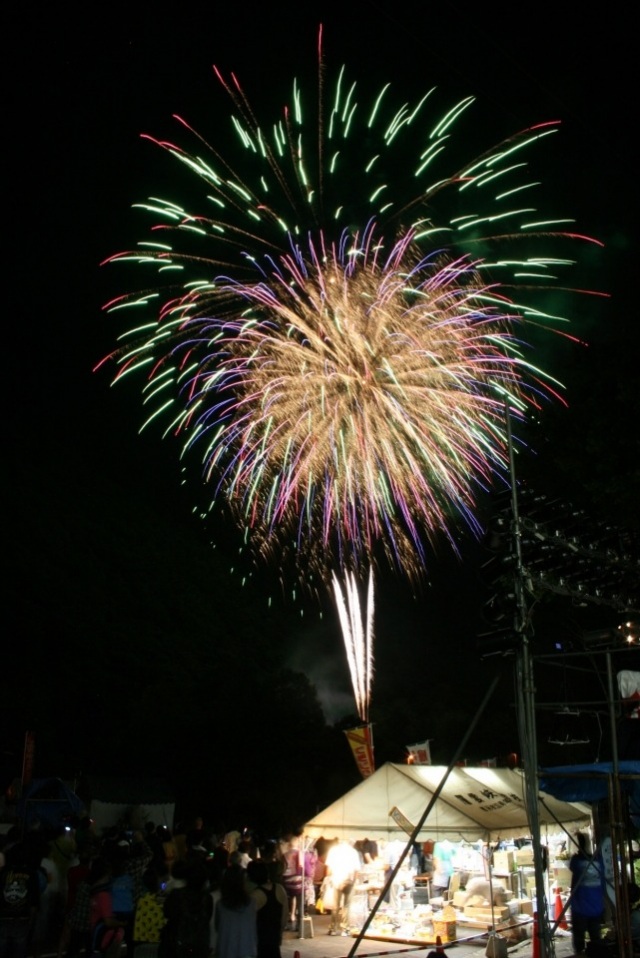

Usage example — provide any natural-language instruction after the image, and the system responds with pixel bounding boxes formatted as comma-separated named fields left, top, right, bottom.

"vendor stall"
left=305, top=763, right=592, bottom=944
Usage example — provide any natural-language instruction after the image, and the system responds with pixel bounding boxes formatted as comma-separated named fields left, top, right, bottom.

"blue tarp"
left=539, top=761, right=640, bottom=824
left=16, top=777, right=85, bottom=832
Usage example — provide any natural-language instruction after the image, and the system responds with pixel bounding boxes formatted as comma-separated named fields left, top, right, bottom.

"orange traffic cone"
left=532, top=912, right=540, bottom=958
left=554, top=892, right=568, bottom=930
left=426, top=935, right=448, bottom=958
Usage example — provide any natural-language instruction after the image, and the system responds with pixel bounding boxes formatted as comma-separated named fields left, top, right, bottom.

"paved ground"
left=281, top=911, right=576, bottom=958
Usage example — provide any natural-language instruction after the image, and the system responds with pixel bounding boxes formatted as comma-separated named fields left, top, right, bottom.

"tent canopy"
left=304, top=763, right=591, bottom=843
left=539, top=761, right=640, bottom=825
left=78, top=776, right=175, bottom=834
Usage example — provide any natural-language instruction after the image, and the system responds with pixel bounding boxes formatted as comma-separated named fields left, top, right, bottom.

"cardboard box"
left=464, top=905, right=511, bottom=922
left=515, top=897, right=533, bottom=915
left=493, top=851, right=515, bottom=873
left=515, top=847, right=534, bottom=865
left=452, top=890, right=468, bottom=908
left=501, top=873, right=519, bottom=896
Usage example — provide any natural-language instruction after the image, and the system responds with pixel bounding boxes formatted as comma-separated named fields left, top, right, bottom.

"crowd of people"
left=2, top=819, right=638, bottom=958
left=0, top=817, right=359, bottom=958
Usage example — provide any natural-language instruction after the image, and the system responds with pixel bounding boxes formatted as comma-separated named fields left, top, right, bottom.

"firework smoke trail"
left=99, top=31, right=605, bottom=588
left=332, top=568, right=374, bottom=723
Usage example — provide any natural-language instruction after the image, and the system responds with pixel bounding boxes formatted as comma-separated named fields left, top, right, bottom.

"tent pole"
left=346, top=673, right=501, bottom=958
left=298, top=839, right=305, bottom=938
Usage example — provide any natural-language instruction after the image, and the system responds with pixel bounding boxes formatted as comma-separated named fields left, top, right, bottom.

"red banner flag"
left=618, top=670, right=640, bottom=718
left=406, top=740, right=431, bottom=765
left=22, top=731, right=35, bottom=787
left=344, top=724, right=375, bottom=778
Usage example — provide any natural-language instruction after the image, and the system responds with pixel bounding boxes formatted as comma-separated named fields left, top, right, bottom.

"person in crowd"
left=160, top=861, right=212, bottom=958
left=381, top=839, right=405, bottom=906
left=206, top=860, right=224, bottom=958
left=0, top=841, right=41, bottom=958
left=323, top=840, right=360, bottom=936
left=207, top=845, right=230, bottom=887
left=214, top=863, right=256, bottom=958
left=57, top=847, right=92, bottom=958
left=50, top=826, right=77, bottom=921
left=311, top=839, right=331, bottom=909
left=127, top=831, right=154, bottom=908
left=569, top=832, right=605, bottom=956
left=408, top=841, right=423, bottom=873
left=360, top=839, right=378, bottom=864
left=222, top=831, right=241, bottom=859
left=234, top=841, right=253, bottom=870
left=164, top=861, right=188, bottom=897
left=241, top=833, right=259, bottom=863
left=301, top=844, right=317, bottom=916
left=32, top=833, right=62, bottom=958
left=158, top=829, right=179, bottom=878
left=258, top=843, right=284, bottom=888
left=186, top=819, right=208, bottom=856
left=88, top=856, right=126, bottom=958
left=280, top=835, right=306, bottom=930
left=247, top=861, right=286, bottom=958
left=421, top=840, right=435, bottom=882
left=74, top=817, right=100, bottom=861
left=172, top=826, right=188, bottom=867
left=108, top=842, right=136, bottom=958
left=145, top=824, right=166, bottom=875
left=63, top=853, right=93, bottom=958
left=185, top=845, right=209, bottom=871
left=132, top=867, right=167, bottom=958
left=431, top=840, right=455, bottom=899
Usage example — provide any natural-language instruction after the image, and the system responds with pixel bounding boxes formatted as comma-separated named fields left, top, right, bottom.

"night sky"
left=5, top=4, right=638, bottom=827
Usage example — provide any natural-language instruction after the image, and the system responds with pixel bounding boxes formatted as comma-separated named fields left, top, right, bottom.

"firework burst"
left=99, top=31, right=603, bottom=585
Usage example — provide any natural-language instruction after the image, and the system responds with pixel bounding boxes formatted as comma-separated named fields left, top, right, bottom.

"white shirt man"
left=324, top=841, right=361, bottom=935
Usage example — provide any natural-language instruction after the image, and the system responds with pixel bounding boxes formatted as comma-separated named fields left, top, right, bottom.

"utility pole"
left=505, top=408, right=555, bottom=958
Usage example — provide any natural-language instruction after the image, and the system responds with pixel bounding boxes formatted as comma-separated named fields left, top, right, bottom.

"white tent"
left=81, top=776, right=175, bottom=835
left=304, top=763, right=591, bottom=842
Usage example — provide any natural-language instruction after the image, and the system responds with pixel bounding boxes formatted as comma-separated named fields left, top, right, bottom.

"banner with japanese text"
left=389, top=805, right=416, bottom=838
left=344, top=724, right=375, bottom=778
